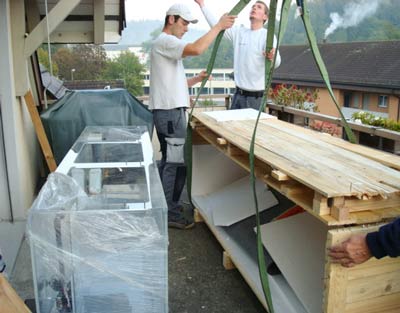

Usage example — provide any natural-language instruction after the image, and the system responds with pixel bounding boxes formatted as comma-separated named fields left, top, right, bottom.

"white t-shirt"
left=202, top=5, right=281, bottom=91
left=149, top=32, right=190, bottom=110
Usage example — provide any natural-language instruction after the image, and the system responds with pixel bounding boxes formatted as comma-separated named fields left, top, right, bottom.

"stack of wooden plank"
left=192, top=112, right=400, bottom=225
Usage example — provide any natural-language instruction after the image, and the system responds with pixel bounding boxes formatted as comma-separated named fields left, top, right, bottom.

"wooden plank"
left=24, top=91, right=57, bottom=172
left=223, top=251, right=236, bottom=270
left=271, top=169, right=290, bottom=181
left=325, top=227, right=353, bottom=313
left=194, top=208, right=204, bottom=223
left=345, top=194, right=400, bottom=212
left=264, top=109, right=400, bottom=170
left=346, top=269, right=400, bottom=303
left=331, top=197, right=349, bottom=221
left=0, top=274, right=31, bottom=313
left=313, top=193, right=330, bottom=216
left=217, top=137, right=227, bottom=145
left=344, top=292, right=400, bottom=313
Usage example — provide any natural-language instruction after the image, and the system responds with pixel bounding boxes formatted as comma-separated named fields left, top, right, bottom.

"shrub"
left=352, top=111, right=400, bottom=132
left=269, top=84, right=319, bottom=112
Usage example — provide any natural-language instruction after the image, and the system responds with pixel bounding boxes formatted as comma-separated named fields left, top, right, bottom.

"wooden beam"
left=25, top=0, right=41, bottom=32
left=194, top=208, right=204, bottom=223
left=217, top=137, right=227, bottom=145
left=0, top=274, right=31, bottom=313
left=24, top=91, right=57, bottom=172
left=271, top=169, right=290, bottom=181
left=24, top=0, right=81, bottom=58
left=94, top=0, right=105, bottom=44
left=10, top=0, right=29, bottom=96
left=222, top=251, right=236, bottom=270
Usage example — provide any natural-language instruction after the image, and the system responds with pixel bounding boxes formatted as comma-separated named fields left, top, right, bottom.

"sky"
left=124, top=0, right=260, bottom=30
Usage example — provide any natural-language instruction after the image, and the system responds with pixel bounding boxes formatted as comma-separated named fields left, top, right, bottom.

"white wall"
left=0, top=0, right=40, bottom=221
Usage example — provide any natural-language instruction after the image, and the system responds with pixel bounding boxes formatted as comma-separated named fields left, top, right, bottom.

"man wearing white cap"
left=149, top=3, right=236, bottom=230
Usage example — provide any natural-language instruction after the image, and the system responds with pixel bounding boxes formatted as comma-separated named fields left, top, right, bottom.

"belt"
left=236, top=87, right=264, bottom=98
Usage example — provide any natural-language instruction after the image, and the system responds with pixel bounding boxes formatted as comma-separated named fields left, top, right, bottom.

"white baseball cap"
left=166, top=3, right=198, bottom=24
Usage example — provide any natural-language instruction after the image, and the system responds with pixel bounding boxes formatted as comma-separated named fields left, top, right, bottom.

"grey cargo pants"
left=153, top=108, right=187, bottom=221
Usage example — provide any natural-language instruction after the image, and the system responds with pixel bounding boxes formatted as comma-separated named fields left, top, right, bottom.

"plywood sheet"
left=203, top=108, right=276, bottom=122
left=258, top=213, right=328, bottom=313
left=205, top=176, right=279, bottom=226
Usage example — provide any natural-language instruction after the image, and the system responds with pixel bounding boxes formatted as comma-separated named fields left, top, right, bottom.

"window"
left=212, top=73, right=224, bottom=81
left=362, top=94, right=369, bottom=110
left=378, top=95, right=388, bottom=108
left=352, top=94, right=359, bottom=108
left=214, top=88, right=225, bottom=94
left=343, top=92, right=352, bottom=108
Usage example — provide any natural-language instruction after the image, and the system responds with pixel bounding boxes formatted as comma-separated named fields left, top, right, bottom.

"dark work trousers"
left=153, top=108, right=187, bottom=221
left=230, top=92, right=263, bottom=110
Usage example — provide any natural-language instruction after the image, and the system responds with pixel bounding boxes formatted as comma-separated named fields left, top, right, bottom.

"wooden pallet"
left=325, top=225, right=400, bottom=313
left=191, top=112, right=400, bottom=226
left=0, top=274, right=31, bottom=313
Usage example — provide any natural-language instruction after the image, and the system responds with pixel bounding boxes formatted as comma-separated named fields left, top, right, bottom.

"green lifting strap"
left=186, top=0, right=251, bottom=206
left=249, top=0, right=291, bottom=311
left=297, top=0, right=357, bottom=143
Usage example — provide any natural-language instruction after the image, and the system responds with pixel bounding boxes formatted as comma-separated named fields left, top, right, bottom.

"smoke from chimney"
left=324, top=0, right=382, bottom=39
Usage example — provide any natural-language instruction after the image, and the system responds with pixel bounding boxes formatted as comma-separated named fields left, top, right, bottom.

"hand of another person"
left=197, top=70, right=212, bottom=82
left=217, top=13, right=236, bottom=31
left=328, top=234, right=372, bottom=267
left=263, top=48, right=276, bottom=61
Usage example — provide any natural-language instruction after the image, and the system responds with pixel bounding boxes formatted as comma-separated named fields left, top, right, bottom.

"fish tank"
left=27, top=127, right=168, bottom=313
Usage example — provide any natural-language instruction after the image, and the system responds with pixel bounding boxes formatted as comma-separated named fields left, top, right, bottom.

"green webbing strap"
left=186, top=0, right=250, bottom=205
left=188, top=0, right=251, bottom=120
left=298, top=0, right=356, bottom=143
left=249, top=0, right=291, bottom=311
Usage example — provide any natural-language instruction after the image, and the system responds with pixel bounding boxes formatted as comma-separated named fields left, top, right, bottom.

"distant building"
left=143, top=68, right=235, bottom=96
left=273, top=41, right=400, bottom=121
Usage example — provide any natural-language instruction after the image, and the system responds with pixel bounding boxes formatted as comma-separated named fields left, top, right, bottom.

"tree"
left=102, top=51, right=145, bottom=96
left=37, top=47, right=59, bottom=76
left=52, top=47, right=74, bottom=80
left=70, top=44, right=107, bottom=80
left=183, top=37, right=234, bottom=69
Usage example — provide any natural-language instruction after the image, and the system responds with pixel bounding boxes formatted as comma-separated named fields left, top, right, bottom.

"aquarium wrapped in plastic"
left=27, top=126, right=168, bottom=313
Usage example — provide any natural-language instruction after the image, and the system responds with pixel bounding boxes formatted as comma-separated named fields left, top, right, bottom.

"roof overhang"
left=26, top=0, right=125, bottom=53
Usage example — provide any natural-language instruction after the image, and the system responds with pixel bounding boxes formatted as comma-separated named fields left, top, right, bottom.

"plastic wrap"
left=27, top=126, right=168, bottom=313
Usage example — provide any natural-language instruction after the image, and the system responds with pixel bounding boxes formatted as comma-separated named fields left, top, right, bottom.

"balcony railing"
left=138, top=93, right=400, bottom=155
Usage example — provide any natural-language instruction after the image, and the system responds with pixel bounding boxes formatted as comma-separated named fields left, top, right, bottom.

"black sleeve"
left=366, top=218, right=400, bottom=259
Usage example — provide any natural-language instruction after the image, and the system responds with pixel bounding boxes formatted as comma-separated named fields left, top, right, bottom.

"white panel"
left=192, top=145, right=247, bottom=197
left=0, top=105, right=11, bottom=220
left=203, top=108, right=277, bottom=122
left=209, top=176, right=278, bottom=226
left=259, top=213, right=328, bottom=313
left=0, top=221, right=26, bottom=274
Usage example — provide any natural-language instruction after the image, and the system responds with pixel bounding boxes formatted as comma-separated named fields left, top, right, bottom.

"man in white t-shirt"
left=194, top=0, right=281, bottom=110
left=149, top=3, right=236, bottom=229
